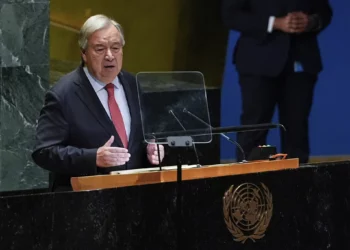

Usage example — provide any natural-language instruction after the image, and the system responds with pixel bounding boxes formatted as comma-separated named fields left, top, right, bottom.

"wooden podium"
left=71, top=158, right=299, bottom=191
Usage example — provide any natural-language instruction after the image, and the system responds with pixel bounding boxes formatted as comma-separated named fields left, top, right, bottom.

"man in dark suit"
left=221, top=0, right=332, bottom=163
left=32, top=14, right=164, bottom=191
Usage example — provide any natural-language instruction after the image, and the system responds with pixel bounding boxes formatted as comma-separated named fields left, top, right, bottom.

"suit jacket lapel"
left=119, top=72, right=138, bottom=150
left=73, top=67, right=124, bottom=147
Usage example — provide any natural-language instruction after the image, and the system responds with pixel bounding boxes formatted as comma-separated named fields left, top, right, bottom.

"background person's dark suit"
left=221, top=0, right=332, bottom=163
left=32, top=66, right=149, bottom=191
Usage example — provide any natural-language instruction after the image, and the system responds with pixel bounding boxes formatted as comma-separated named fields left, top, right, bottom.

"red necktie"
left=105, top=83, right=128, bottom=148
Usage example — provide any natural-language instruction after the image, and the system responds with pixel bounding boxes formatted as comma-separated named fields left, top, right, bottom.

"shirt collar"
left=83, top=67, right=120, bottom=93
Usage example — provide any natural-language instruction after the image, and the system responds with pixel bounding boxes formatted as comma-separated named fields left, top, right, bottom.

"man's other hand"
left=96, top=136, right=130, bottom=167
left=147, top=143, right=164, bottom=165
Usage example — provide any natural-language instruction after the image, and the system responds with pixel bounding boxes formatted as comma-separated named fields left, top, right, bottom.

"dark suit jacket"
left=32, top=66, right=150, bottom=191
left=221, top=0, right=332, bottom=76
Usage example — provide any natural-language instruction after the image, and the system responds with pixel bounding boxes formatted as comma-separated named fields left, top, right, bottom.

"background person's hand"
left=96, top=136, right=130, bottom=167
left=274, top=12, right=309, bottom=33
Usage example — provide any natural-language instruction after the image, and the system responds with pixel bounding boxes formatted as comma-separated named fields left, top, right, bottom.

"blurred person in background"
left=221, top=0, right=332, bottom=163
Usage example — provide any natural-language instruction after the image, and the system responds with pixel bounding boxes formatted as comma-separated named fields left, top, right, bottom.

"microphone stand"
left=166, top=135, right=193, bottom=250
left=156, top=143, right=162, bottom=171
left=167, top=109, right=198, bottom=250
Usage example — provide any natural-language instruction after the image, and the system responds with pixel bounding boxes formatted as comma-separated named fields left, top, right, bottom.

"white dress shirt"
left=83, top=67, right=131, bottom=139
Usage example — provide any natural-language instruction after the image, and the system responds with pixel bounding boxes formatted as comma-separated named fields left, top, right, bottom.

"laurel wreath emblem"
left=223, top=183, right=273, bottom=243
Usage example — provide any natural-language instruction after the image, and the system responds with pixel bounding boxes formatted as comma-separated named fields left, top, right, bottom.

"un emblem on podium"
left=223, top=183, right=273, bottom=243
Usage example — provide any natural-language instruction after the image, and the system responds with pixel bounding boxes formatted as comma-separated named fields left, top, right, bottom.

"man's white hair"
left=78, top=14, right=125, bottom=51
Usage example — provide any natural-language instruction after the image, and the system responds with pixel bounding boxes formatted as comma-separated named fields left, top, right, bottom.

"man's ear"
left=80, top=50, right=87, bottom=67
left=81, top=50, right=87, bottom=63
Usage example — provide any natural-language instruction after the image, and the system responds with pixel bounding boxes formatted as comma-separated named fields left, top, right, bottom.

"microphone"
left=169, top=109, right=201, bottom=166
left=169, top=110, right=186, bottom=131
left=183, top=108, right=247, bottom=163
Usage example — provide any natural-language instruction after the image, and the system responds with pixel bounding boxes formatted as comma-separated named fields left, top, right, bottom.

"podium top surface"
left=71, top=159, right=299, bottom=192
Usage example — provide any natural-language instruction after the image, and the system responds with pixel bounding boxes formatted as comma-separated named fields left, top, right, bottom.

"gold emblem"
left=223, top=183, right=273, bottom=243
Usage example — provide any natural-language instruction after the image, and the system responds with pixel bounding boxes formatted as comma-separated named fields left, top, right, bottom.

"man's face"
left=82, top=24, right=123, bottom=84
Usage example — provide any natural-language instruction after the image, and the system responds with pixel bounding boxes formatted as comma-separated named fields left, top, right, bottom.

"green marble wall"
left=0, top=0, right=50, bottom=191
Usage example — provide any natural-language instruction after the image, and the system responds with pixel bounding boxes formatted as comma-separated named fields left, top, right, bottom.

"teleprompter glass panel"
left=136, top=71, right=212, bottom=145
